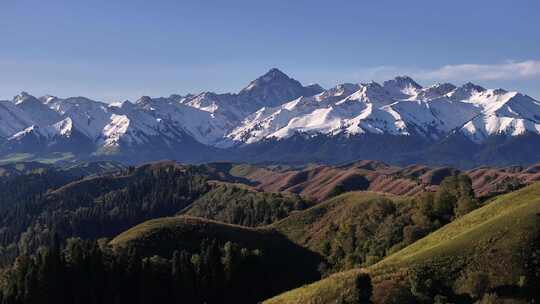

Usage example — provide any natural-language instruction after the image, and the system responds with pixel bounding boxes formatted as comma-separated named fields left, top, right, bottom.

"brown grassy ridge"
left=230, top=161, right=450, bottom=201
left=228, top=161, right=540, bottom=202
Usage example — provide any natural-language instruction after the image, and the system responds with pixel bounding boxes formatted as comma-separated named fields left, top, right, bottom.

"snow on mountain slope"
left=228, top=96, right=340, bottom=143
left=461, top=116, right=540, bottom=142
left=390, top=97, right=480, bottom=137
left=382, top=76, right=422, bottom=99
left=455, top=88, right=540, bottom=142
left=135, top=96, right=233, bottom=146
left=0, top=100, right=35, bottom=138
left=315, top=83, right=361, bottom=101
left=49, top=96, right=113, bottom=139
left=226, top=75, right=540, bottom=145
left=227, top=78, right=482, bottom=144
left=178, top=68, right=324, bottom=123
left=228, top=81, right=410, bottom=144
left=179, top=92, right=251, bottom=122
left=99, top=111, right=175, bottom=148
left=2, top=70, right=540, bottom=155
left=13, top=92, right=61, bottom=126
left=9, top=117, right=75, bottom=141
left=416, top=83, right=456, bottom=100
left=5, top=92, right=234, bottom=150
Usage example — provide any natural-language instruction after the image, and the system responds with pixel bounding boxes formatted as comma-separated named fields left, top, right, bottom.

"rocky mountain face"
left=1, top=68, right=540, bottom=167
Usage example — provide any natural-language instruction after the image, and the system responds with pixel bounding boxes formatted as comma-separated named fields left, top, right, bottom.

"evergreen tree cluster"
left=184, top=184, right=309, bottom=227
left=0, top=238, right=279, bottom=304
left=0, top=164, right=210, bottom=265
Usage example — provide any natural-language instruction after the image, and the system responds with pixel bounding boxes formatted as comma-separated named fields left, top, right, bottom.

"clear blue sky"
left=1, top=0, right=539, bottom=102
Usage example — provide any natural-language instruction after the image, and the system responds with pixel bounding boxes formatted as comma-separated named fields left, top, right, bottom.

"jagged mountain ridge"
left=229, top=76, right=540, bottom=144
left=1, top=68, right=540, bottom=166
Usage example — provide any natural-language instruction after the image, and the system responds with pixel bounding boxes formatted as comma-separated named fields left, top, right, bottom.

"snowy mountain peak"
left=259, top=68, right=289, bottom=82
left=430, top=82, right=457, bottom=94
left=39, top=95, right=59, bottom=105
left=13, top=92, right=39, bottom=105
left=393, top=75, right=421, bottom=85
left=319, top=83, right=361, bottom=100
left=462, top=82, right=486, bottom=91
left=448, top=82, right=486, bottom=100
left=12, top=92, right=61, bottom=126
left=109, top=100, right=134, bottom=109
left=383, top=76, right=422, bottom=99
left=363, top=81, right=384, bottom=89
left=1, top=70, right=540, bottom=164
left=9, top=117, right=74, bottom=142
left=384, top=76, right=422, bottom=88
left=240, top=68, right=299, bottom=93
left=348, top=82, right=394, bottom=105
left=238, top=68, right=324, bottom=108
left=305, top=83, right=325, bottom=93
left=417, top=83, right=457, bottom=100
left=136, top=96, right=153, bottom=105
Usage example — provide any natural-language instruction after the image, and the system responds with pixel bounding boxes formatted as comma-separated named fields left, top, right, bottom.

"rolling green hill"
left=110, top=215, right=324, bottom=303
left=263, top=182, right=540, bottom=303
left=264, top=269, right=367, bottom=304
left=370, top=180, right=540, bottom=289
left=270, top=190, right=454, bottom=273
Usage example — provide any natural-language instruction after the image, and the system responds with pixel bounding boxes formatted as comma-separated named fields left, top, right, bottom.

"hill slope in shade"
left=110, top=216, right=323, bottom=302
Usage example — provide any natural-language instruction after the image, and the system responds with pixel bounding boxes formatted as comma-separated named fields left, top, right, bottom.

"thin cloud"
left=317, top=60, right=540, bottom=97
left=332, top=60, right=540, bottom=84
left=416, top=60, right=540, bottom=81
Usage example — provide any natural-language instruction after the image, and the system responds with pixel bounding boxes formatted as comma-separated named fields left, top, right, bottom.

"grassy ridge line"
left=263, top=182, right=540, bottom=303
left=110, top=215, right=274, bottom=248
left=264, top=269, right=364, bottom=304
left=373, top=181, right=540, bottom=267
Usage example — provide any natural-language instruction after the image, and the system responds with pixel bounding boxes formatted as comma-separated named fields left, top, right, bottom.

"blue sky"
left=1, top=0, right=539, bottom=101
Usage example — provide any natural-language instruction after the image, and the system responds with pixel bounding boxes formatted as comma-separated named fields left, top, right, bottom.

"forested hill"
left=0, top=160, right=536, bottom=303
left=0, top=161, right=309, bottom=264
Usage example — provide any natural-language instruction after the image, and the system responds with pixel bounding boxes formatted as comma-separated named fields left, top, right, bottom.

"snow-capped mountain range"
left=1, top=68, right=540, bottom=166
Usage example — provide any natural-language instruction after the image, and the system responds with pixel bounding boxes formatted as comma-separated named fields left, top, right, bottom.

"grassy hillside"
left=272, top=191, right=405, bottom=244
left=110, top=216, right=300, bottom=256
left=0, top=162, right=52, bottom=177
left=271, top=190, right=445, bottom=272
left=0, top=152, right=76, bottom=165
left=370, top=181, right=540, bottom=287
left=264, top=269, right=366, bottom=304
left=263, top=182, right=540, bottom=303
